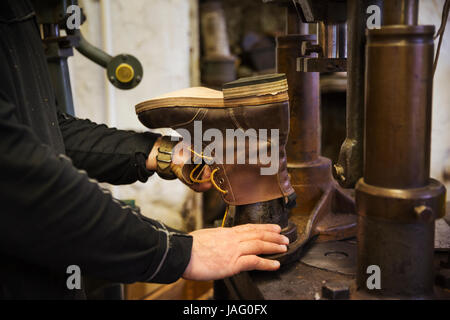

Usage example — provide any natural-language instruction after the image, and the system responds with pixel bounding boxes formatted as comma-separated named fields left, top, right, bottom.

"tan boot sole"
left=135, top=74, right=288, bottom=114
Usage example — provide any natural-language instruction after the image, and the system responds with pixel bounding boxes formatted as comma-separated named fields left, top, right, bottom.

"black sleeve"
left=0, top=91, right=192, bottom=284
left=58, top=112, right=160, bottom=185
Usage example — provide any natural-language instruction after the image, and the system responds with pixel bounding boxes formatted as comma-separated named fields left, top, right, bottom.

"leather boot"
left=135, top=74, right=295, bottom=206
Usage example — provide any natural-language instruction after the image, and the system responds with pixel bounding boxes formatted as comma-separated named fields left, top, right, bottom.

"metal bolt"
left=435, top=268, right=450, bottom=289
left=414, top=205, right=433, bottom=222
left=321, top=281, right=350, bottom=300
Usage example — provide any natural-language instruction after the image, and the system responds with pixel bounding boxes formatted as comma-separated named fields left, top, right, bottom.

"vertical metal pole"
left=382, top=0, right=419, bottom=26
left=355, top=2, right=446, bottom=297
left=43, top=24, right=76, bottom=115
left=334, top=0, right=382, bottom=187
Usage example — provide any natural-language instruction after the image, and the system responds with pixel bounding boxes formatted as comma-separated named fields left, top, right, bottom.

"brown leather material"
left=136, top=78, right=295, bottom=205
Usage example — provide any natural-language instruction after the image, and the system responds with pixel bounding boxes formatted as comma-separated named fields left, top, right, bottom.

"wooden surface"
left=125, top=279, right=213, bottom=300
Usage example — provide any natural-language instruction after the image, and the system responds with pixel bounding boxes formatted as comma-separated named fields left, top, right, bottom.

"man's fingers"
left=239, top=240, right=287, bottom=256
left=237, top=256, right=281, bottom=272
left=238, top=231, right=289, bottom=245
left=233, top=223, right=281, bottom=234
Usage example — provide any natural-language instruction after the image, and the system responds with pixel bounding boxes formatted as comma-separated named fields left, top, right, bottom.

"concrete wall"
left=69, top=0, right=201, bottom=231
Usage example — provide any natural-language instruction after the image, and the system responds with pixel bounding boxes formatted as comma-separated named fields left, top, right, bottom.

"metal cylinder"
left=338, top=23, right=347, bottom=58
left=382, top=0, right=419, bottom=26
left=335, top=0, right=383, bottom=187
left=356, top=213, right=435, bottom=298
left=286, top=5, right=308, bottom=35
left=364, top=25, right=434, bottom=189
left=277, top=35, right=320, bottom=163
left=318, top=22, right=338, bottom=58
left=200, top=0, right=231, bottom=58
left=356, top=25, right=440, bottom=298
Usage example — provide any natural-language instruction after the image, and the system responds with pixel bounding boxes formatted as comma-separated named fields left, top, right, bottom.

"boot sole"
left=135, top=73, right=288, bottom=114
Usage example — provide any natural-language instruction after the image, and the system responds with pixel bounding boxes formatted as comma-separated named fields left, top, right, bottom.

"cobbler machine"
left=215, top=0, right=450, bottom=300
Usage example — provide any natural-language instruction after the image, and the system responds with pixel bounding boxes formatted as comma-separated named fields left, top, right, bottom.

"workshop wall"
left=420, top=0, right=450, bottom=191
left=69, top=0, right=202, bottom=231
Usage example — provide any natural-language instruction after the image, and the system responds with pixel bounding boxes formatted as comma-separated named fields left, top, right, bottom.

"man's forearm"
left=58, top=112, right=160, bottom=185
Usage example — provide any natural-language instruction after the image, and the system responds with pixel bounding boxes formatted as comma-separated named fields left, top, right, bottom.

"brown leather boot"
left=135, top=74, right=295, bottom=206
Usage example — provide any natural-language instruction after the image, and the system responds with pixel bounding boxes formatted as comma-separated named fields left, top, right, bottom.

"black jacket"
left=0, top=0, right=192, bottom=299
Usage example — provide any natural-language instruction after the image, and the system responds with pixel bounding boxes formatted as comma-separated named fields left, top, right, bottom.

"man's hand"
left=146, top=137, right=211, bottom=192
left=182, top=224, right=289, bottom=281
left=171, top=140, right=212, bottom=192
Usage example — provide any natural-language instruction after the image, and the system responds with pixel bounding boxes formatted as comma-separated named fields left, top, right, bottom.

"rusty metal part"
left=295, top=1, right=347, bottom=72
left=300, top=240, right=356, bottom=275
left=297, top=57, right=346, bottom=72
left=356, top=25, right=447, bottom=298
left=279, top=35, right=320, bottom=163
left=213, top=249, right=450, bottom=300
left=322, top=281, right=350, bottom=300
left=277, top=33, right=356, bottom=254
left=297, top=23, right=347, bottom=72
left=382, top=0, right=419, bottom=26
left=357, top=178, right=446, bottom=223
left=334, top=0, right=382, bottom=187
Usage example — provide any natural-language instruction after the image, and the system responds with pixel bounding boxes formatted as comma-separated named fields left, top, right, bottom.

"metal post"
left=356, top=16, right=446, bottom=297
left=277, top=4, right=356, bottom=255
left=382, top=0, right=419, bottom=26
left=334, top=0, right=382, bottom=187
left=43, top=24, right=76, bottom=115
